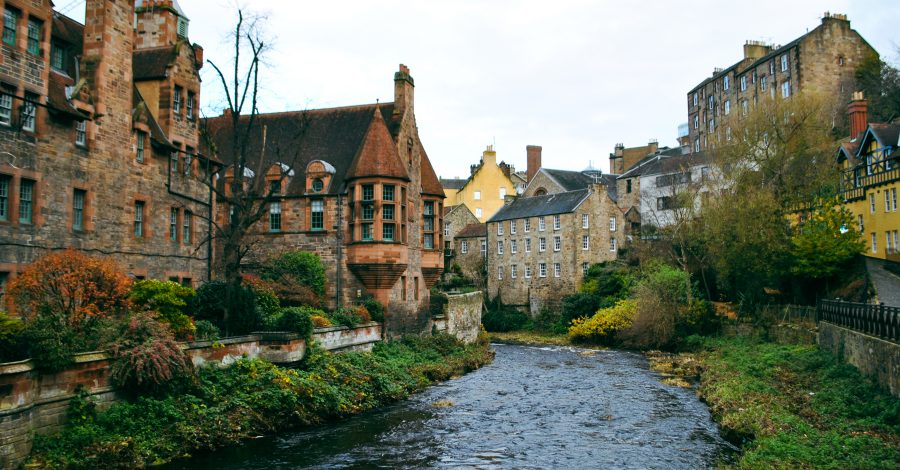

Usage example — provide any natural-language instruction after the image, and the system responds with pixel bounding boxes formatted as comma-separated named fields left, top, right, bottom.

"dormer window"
left=311, top=178, right=323, bottom=192
left=177, top=17, right=189, bottom=38
left=51, top=42, right=65, bottom=71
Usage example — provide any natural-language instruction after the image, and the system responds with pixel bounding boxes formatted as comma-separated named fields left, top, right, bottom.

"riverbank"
left=653, top=336, right=900, bottom=469
left=26, top=333, right=495, bottom=468
left=488, top=330, right=572, bottom=347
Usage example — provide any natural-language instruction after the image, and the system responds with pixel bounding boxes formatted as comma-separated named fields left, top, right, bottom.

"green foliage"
left=328, top=306, right=370, bottom=328
left=28, top=334, right=494, bottom=468
left=273, top=307, right=316, bottom=338
left=129, top=280, right=196, bottom=340
left=192, top=280, right=260, bottom=335
left=695, top=336, right=900, bottom=469
left=193, top=320, right=220, bottom=341
left=481, top=300, right=529, bottom=332
left=244, top=276, right=282, bottom=329
left=109, top=312, right=195, bottom=397
left=362, top=297, right=385, bottom=323
left=568, top=299, right=636, bottom=345
left=790, top=201, right=865, bottom=279
left=558, top=263, right=634, bottom=333
left=855, top=52, right=900, bottom=125
left=261, top=251, right=327, bottom=296
left=24, top=307, right=116, bottom=372
left=0, top=311, right=27, bottom=362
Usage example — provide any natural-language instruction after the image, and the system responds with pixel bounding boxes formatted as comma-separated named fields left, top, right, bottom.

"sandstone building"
left=687, top=13, right=876, bottom=152
left=0, top=0, right=212, bottom=304
left=203, top=65, right=445, bottom=335
left=441, top=145, right=525, bottom=223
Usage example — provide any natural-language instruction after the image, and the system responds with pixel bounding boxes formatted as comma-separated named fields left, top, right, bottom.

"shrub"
left=568, top=299, right=636, bottom=345
left=273, top=307, right=318, bottom=339
left=0, top=312, right=27, bottom=362
left=260, top=251, right=327, bottom=296
left=481, top=304, right=529, bottom=332
left=310, top=315, right=332, bottom=328
left=329, top=307, right=364, bottom=328
left=193, top=320, right=220, bottom=341
left=243, top=275, right=282, bottom=329
left=192, top=280, right=260, bottom=335
left=362, top=297, right=385, bottom=323
left=129, top=280, right=196, bottom=340
left=8, top=250, right=132, bottom=322
left=109, top=312, right=195, bottom=397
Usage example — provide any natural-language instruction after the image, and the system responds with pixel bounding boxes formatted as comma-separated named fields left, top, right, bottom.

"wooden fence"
left=817, top=299, right=900, bottom=343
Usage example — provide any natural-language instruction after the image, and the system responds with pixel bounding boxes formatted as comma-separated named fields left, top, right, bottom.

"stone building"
left=0, top=0, right=213, bottom=304
left=203, top=65, right=445, bottom=335
left=442, top=145, right=524, bottom=222
left=486, top=182, right=622, bottom=315
left=443, top=203, right=478, bottom=254
left=637, top=152, right=714, bottom=230
left=608, top=140, right=659, bottom=175
left=452, top=222, right=486, bottom=285
left=687, top=13, right=876, bottom=152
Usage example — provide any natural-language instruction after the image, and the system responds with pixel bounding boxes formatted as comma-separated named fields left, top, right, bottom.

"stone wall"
left=818, top=322, right=900, bottom=397
left=442, top=291, right=483, bottom=344
left=0, top=323, right=381, bottom=468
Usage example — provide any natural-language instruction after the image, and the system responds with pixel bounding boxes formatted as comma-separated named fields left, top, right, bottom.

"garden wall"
left=818, top=322, right=900, bottom=397
left=440, top=291, right=483, bottom=344
left=0, top=323, right=382, bottom=469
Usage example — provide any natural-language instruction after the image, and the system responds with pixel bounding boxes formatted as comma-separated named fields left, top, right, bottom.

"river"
left=169, top=343, right=735, bottom=469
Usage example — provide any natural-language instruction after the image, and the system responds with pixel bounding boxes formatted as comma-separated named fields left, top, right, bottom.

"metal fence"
left=759, top=304, right=817, bottom=325
left=817, top=299, right=900, bottom=343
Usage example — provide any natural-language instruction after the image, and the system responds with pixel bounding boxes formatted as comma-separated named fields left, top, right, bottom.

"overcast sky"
left=69, top=1, right=900, bottom=178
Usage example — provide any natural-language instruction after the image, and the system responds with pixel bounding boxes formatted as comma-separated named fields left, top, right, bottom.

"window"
left=0, top=175, right=8, bottom=221
left=0, top=88, right=12, bottom=126
left=524, top=219, right=531, bottom=232
left=726, top=127, right=732, bottom=142
left=741, top=100, right=749, bottom=115
left=769, top=60, right=775, bottom=75
left=539, top=217, right=545, bottom=231
left=269, top=202, right=281, bottom=232
left=499, top=187, right=506, bottom=199
left=872, top=232, right=877, bottom=253
left=886, top=191, right=892, bottom=212
left=22, top=93, right=36, bottom=132
left=656, top=172, right=690, bottom=187
left=539, top=263, right=547, bottom=278
left=510, top=220, right=516, bottom=234
left=708, top=118, right=715, bottom=132
left=461, top=240, right=468, bottom=254
left=362, top=184, right=374, bottom=201
left=181, top=211, right=191, bottom=243
left=424, top=233, right=434, bottom=249
left=51, top=42, right=65, bottom=70
left=414, top=277, right=420, bottom=301
left=892, top=188, right=898, bottom=212
left=18, top=179, right=33, bottom=224
left=497, top=240, right=503, bottom=255
left=362, top=202, right=375, bottom=220
left=723, top=75, right=729, bottom=90
left=400, top=276, right=407, bottom=301
left=582, top=235, right=589, bottom=250
left=362, top=223, right=373, bottom=241
left=870, top=194, right=876, bottom=214
left=582, top=262, right=589, bottom=276
left=26, top=18, right=40, bottom=55
left=170, top=151, right=179, bottom=175
left=498, top=223, right=504, bottom=235
left=553, top=215, right=560, bottom=230
left=3, top=8, right=16, bottom=46
left=71, top=189, right=85, bottom=231
left=443, top=222, right=450, bottom=237
left=184, top=152, right=192, bottom=176
left=627, top=179, right=633, bottom=193
left=423, top=200, right=435, bottom=249
left=609, top=217, right=617, bottom=231
left=136, top=131, right=146, bottom=163
left=525, top=265, right=532, bottom=278
left=760, top=76, right=767, bottom=92
left=186, top=91, right=195, bottom=120
left=693, top=115, right=699, bottom=130
left=474, top=190, right=481, bottom=200
left=173, top=87, right=182, bottom=115
left=657, top=196, right=678, bottom=210
left=692, top=93, right=698, bottom=106
left=475, top=208, right=482, bottom=218
left=312, top=199, right=324, bottom=231
left=525, top=238, right=531, bottom=252
left=740, top=76, right=747, bottom=91
left=895, top=231, right=899, bottom=255
left=708, top=95, right=713, bottom=109
left=539, top=237, right=546, bottom=252
left=781, top=81, right=790, bottom=98
left=480, top=239, right=487, bottom=257
left=169, top=207, right=178, bottom=241
left=383, top=222, right=394, bottom=241
left=511, top=265, right=517, bottom=279
left=554, top=235, right=561, bottom=251
left=554, top=263, right=561, bottom=278
left=75, top=120, right=87, bottom=146
left=582, top=214, right=589, bottom=228
left=858, top=214, right=864, bottom=232
left=780, top=54, right=788, bottom=72
left=888, top=232, right=894, bottom=255
left=694, top=139, right=700, bottom=153
left=724, top=100, right=730, bottom=115
left=610, top=237, right=618, bottom=252
left=134, top=201, right=145, bottom=237
left=511, top=239, right=517, bottom=253
left=498, top=266, right=503, bottom=280
left=177, top=16, right=188, bottom=38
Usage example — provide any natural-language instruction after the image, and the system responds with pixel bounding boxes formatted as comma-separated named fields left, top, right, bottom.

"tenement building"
left=0, top=0, right=212, bottom=304
left=441, top=145, right=525, bottom=222
left=204, top=65, right=445, bottom=335
left=452, top=222, right=486, bottom=285
left=486, top=180, right=622, bottom=315
left=687, top=13, right=876, bottom=152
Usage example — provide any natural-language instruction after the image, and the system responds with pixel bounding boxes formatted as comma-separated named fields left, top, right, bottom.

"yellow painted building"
left=443, top=146, right=522, bottom=223
left=837, top=123, right=900, bottom=262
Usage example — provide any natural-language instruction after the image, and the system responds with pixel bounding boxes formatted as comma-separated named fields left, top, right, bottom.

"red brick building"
left=204, top=65, right=445, bottom=335
left=0, top=0, right=213, bottom=305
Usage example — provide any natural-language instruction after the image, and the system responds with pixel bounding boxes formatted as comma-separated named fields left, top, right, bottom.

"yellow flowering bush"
left=568, top=299, right=636, bottom=345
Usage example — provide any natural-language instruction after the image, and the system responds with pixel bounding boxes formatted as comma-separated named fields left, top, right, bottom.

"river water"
left=171, top=343, right=735, bottom=469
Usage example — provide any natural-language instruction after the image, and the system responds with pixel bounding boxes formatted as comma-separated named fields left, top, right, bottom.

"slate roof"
left=488, top=189, right=590, bottom=223
left=455, top=223, right=487, bottom=238
left=868, top=123, right=900, bottom=149
left=420, top=149, right=445, bottom=196
left=133, top=46, right=177, bottom=81
left=440, top=178, right=468, bottom=190
left=542, top=169, right=595, bottom=191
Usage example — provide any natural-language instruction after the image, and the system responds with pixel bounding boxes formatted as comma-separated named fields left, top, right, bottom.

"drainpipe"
left=335, top=192, right=344, bottom=308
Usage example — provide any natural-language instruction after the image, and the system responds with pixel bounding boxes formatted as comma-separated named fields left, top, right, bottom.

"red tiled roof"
left=345, top=104, right=409, bottom=181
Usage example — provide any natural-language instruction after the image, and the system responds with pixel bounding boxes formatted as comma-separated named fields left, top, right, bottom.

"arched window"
left=311, top=178, right=324, bottom=192
left=534, top=188, right=547, bottom=196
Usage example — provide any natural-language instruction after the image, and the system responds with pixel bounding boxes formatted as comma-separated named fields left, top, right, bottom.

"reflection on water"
left=167, top=344, right=735, bottom=469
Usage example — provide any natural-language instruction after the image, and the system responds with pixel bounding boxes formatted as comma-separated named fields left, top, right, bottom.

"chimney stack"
left=393, top=64, right=415, bottom=118
left=526, top=145, right=542, bottom=183
left=848, top=91, right=868, bottom=139
left=648, top=139, right=658, bottom=155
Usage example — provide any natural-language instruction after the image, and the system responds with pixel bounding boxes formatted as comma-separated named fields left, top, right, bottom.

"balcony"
left=840, top=166, right=900, bottom=202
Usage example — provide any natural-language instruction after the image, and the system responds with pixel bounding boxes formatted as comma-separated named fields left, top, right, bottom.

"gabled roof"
left=857, top=123, right=900, bottom=157
left=440, top=178, right=468, bottom=190
left=345, top=105, right=409, bottom=182
left=46, top=71, right=88, bottom=119
left=133, top=46, right=178, bottom=81
left=133, top=86, right=174, bottom=149
left=488, top=189, right=590, bottom=223
left=420, top=149, right=445, bottom=197
left=455, top=223, right=487, bottom=238
left=542, top=168, right=595, bottom=191
left=636, top=152, right=710, bottom=178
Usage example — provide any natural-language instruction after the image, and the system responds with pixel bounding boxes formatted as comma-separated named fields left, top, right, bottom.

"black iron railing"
left=817, top=299, right=900, bottom=342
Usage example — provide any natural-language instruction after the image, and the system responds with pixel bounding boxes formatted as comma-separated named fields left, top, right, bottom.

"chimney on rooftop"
left=743, top=40, right=772, bottom=60
left=848, top=91, right=868, bottom=139
left=648, top=139, right=658, bottom=155
left=526, top=145, right=542, bottom=183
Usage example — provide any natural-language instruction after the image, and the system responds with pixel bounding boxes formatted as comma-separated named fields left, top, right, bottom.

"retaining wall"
left=818, top=322, right=900, bottom=397
left=0, top=323, right=381, bottom=469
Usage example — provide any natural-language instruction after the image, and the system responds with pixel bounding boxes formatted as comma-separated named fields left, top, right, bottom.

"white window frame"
left=511, top=265, right=517, bottom=279
left=524, top=219, right=531, bottom=232
left=539, top=263, right=547, bottom=278
left=499, top=187, right=506, bottom=199
left=525, top=238, right=531, bottom=253
left=723, top=75, right=729, bottom=90
left=870, top=194, right=876, bottom=214
left=553, top=214, right=561, bottom=230
left=740, top=75, right=747, bottom=91
left=780, top=54, right=788, bottom=72
left=582, top=262, right=589, bottom=276
left=269, top=202, right=282, bottom=232
left=475, top=208, right=483, bottom=218
left=510, top=220, right=516, bottom=234
left=538, top=217, right=545, bottom=231
left=539, top=237, right=546, bottom=252
left=480, top=239, right=487, bottom=257
left=609, top=217, right=617, bottom=231
left=173, top=86, right=182, bottom=116
left=474, top=190, right=481, bottom=200
left=724, top=100, right=730, bottom=115
left=511, top=239, right=517, bottom=254
left=498, top=223, right=504, bottom=235
left=498, top=266, right=503, bottom=280
left=610, top=237, right=617, bottom=252
left=75, top=120, right=87, bottom=146
left=781, top=81, right=790, bottom=98
left=21, top=94, right=36, bottom=132
left=582, top=235, right=589, bottom=250
left=461, top=240, right=468, bottom=254
left=858, top=214, right=864, bottom=232
left=525, top=265, right=532, bottom=279
left=886, top=191, right=891, bottom=212
left=497, top=240, right=504, bottom=255
left=872, top=232, right=877, bottom=253
left=582, top=214, right=589, bottom=228
left=554, top=235, right=561, bottom=252
left=554, top=263, right=561, bottom=278
left=170, top=207, right=178, bottom=241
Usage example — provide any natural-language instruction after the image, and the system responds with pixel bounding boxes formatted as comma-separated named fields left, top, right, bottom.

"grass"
left=488, top=330, right=573, bottom=347
left=28, top=333, right=494, bottom=468
left=689, top=336, right=900, bottom=469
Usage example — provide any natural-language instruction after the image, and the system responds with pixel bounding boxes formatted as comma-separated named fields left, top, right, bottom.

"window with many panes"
left=553, top=235, right=561, bottom=251
left=525, top=265, right=532, bottom=278
left=269, top=202, right=281, bottom=232
left=75, top=120, right=87, bottom=146
left=760, top=76, right=767, bottom=91
left=480, top=239, right=486, bottom=257
left=780, top=54, right=788, bottom=72
left=183, top=151, right=192, bottom=176
left=609, top=217, right=616, bottom=231
left=134, top=201, right=145, bottom=237
left=510, top=220, right=516, bottom=234
left=539, top=237, right=546, bottom=252
left=553, top=215, right=560, bottom=230
left=524, top=219, right=531, bottom=232
left=51, top=41, right=65, bottom=70
left=423, top=200, right=435, bottom=249
left=18, top=179, right=33, bottom=224
left=170, top=207, right=178, bottom=241
left=497, top=240, right=503, bottom=255
left=582, top=214, right=589, bottom=228
left=186, top=91, right=195, bottom=120
left=461, top=240, right=468, bottom=254
left=312, top=199, right=324, bottom=231
left=554, top=263, right=561, bottom=278
left=740, top=75, right=747, bottom=91
left=136, top=131, right=146, bottom=163
left=497, top=222, right=503, bottom=235
left=538, top=217, right=545, bottom=231
left=183, top=211, right=191, bottom=243
left=0, top=88, right=12, bottom=126
left=3, top=8, right=17, bottom=46
left=539, top=263, right=547, bottom=278
left=0, top=175, right=8, bottom=221
left=525, top=238, right=531, bottom=252
left=22, top=93, right=36, bottom=132
left=173, top=86, right=182, bottom=115
left=498, top=266, right=503, bottom=280
left=26, top=18, right=40, bottom=56
left=582, top=262, right=589, bottom=276
left=781, top=81, right=790, bottom=98
left=511, top=265, right=517, bottom=279
left=610, top=237, right=617, bottom=252
left=511, top=239, right=517, bottom=253
left=582, top=235, right=589, bottom=250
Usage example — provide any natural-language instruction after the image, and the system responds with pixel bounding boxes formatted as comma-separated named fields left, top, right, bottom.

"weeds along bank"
left=656, top=336, right=900, bottom=469
left=27, top=333, right=494, bottom=468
